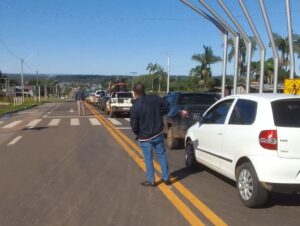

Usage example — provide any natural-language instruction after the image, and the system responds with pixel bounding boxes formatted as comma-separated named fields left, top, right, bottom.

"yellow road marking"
left=85, top=103, right=204, bottom=226
left=107, top=128, right=227, bottom=226
left=88, top=103, right=228, bottom=226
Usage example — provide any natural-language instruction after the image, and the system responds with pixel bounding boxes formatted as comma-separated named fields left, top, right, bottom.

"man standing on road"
left=75, top=89, right=86, bottom=116
left=130, top=83, right=170, bottom=187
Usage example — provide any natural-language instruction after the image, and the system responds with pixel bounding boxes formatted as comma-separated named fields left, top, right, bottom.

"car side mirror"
left=199, top=115, right=205, bottom=126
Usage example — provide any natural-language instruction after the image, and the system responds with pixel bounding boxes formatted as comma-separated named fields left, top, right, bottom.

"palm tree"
left=191, top=45, right=221, bottom=88
left=155, top=65, right=167, bottom=92
left=228, top=36, right=257, bottom=76
left=272, top=33, right=289, bottom=70
left=146, top=63, right=158, bottom=90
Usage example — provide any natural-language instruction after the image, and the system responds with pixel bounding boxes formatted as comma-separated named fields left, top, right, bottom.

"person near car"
left=75, top=89, right=86, bottom=116
left=130, top=83, right=171, bottom=187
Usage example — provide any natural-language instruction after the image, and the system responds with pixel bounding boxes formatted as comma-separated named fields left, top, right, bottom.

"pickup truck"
left=105, top=91, right=133, bottom=117
left=163, top=92, right=220, bottom=149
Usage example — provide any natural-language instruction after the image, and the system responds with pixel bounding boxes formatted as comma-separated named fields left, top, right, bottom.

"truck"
left=105, top=80, right=133, bottom=117
left=163, top=92, right=220, bottom=149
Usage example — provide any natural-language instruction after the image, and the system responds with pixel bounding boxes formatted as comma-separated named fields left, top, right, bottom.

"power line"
left=0, top=38, right=20, bottom=60
left=0, top=38, right=35, bottom=73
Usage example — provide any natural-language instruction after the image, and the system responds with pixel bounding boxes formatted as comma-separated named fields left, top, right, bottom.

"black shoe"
left=140, top=181, right=156, bottom=187
left=162, top=179, right=171, bottom=185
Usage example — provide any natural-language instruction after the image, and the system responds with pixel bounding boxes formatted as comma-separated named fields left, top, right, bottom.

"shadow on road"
left=265, top=192, right=300, bottom=208
left=23, top=127, right=48, bottom=131
left=170, top=165, right=203, bottom=182
left=171, top=165, right=300, bottom=208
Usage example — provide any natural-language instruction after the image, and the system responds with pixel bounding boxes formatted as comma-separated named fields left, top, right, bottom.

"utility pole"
left=21, top=58, right=24, bottom=102
left=44, top=79, right=47, bottom=100
left=36, top=71, right=40, bottom=102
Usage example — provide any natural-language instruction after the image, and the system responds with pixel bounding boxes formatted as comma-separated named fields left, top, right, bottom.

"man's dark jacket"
left=130, top=94, right=169, bottom=140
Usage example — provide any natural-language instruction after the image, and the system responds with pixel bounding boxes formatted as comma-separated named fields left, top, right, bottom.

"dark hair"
left=133, top=83, right=145, bottom=95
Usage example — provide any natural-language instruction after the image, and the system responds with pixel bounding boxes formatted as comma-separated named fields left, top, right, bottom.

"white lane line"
left=7, top=136, right=23, bottom=146
left=89, top=118, right=101, bottom=126
left=117, top=127, right=132, bottom=130
left=107, top=118, right=122, bottom=126
left=124, top=118, right=130, bottom=122
left=48, top=119, right=61, bottom=126
left=2, top=120, right=22, bottom=129
left=26, top=119, right=42, bottom=129
left=43, top=115, right=47, bottom=118
left=70, top=118, right=80, bottom=126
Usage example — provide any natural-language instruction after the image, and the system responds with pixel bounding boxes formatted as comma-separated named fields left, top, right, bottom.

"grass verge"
left=0, top=98, right=61, bottom=117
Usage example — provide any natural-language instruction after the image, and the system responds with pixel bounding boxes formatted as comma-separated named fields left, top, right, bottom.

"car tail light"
left=180, top=110, right=189, bottom=118
left=259, top=130, right=277, bottom=150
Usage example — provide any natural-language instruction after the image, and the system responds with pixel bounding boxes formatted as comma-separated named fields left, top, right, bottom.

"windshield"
left=177, top=93, right=218, bottom=105
left=272, top=99, right=300, bottom=127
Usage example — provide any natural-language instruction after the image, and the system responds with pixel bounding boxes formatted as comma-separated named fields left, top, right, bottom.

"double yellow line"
left=85, top=103, right=227, bottom=226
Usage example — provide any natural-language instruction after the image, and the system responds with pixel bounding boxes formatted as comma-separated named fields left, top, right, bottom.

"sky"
left=0, top=0, right=300, bottom=76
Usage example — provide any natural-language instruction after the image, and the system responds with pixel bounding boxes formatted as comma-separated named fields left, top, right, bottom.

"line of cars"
left=87, top=89, right=133, bottom=118
left=88, top=88, right=300, bottom=207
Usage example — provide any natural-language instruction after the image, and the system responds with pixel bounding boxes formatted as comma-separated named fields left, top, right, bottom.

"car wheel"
left=185, top=140, right=197, bottom=170
left=236, top=162, right=269, bottom=208
left=167, top=127, right=179, bottom=149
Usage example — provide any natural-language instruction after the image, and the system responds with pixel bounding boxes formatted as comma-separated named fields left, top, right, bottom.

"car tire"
left=167, top=127, right=179, bottom=149
left=185, top=140, right=197, bottom=170
left=236, top=162, right=269, bottom=208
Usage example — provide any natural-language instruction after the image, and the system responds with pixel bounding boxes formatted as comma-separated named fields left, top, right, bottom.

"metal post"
left=44, top=80, right=47, bottom=100
left=286, top=0, right=294, bottom=79
left=259, top=0, right=279, bottom=93
left=21, top=58, right=24, bottom=102
left=238, top=0, right=265, bottom=93
left=180, top=0, right=228, bottom=97
left=222, top=33, right=228, bottom=97
left=167, top=55, right=170, bottom=93
left=217, top=0, right=253, bottom=93
left=198, top=0, right=239, bottom=95
left=36, top=71, right=40, bottom=102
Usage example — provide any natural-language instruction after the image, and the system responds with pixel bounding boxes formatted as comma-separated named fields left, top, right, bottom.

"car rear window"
left=116, top=92, right=132, bottom=98
left=177, top=94, right=218, bottom=105
left=272, top=99, right=300, bottom=127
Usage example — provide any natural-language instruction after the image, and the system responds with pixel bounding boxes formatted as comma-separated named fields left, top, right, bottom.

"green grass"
left=0, top=97, right=61, bottom=117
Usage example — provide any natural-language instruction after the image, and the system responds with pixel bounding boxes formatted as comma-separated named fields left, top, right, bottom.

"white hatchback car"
left=185, top=94, right=300, bottom=207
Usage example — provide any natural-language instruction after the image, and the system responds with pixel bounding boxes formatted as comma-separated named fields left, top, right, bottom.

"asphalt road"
left=0, top=101, right=300, bottom=226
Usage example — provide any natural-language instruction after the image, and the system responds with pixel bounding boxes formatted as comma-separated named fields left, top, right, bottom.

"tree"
left=190, top=45, right=221, bottom=89
left=272, top=33, right=289, bottom=70
left=228, top=36, right=257, bottom=76
left=146, top=63, right=167, bottom=92
left=146, top=63, right=158, bottom=90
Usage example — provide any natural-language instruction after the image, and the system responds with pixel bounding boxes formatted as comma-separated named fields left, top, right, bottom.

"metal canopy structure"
left=180, top=0, right=295, bottom=95
left=217, top=0, right=252, bottom=93
left=180, top=0, right=228, bottom=97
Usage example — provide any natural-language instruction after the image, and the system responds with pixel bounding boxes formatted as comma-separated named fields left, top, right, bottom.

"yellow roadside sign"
left=284, top=79, right=300, bottom=95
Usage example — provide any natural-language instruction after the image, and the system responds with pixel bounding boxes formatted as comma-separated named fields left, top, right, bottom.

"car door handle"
left=217, top=131, right=222, bottom=135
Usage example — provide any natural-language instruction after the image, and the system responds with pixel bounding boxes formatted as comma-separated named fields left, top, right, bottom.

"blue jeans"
left=139, top=133, right=169, bottom=182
